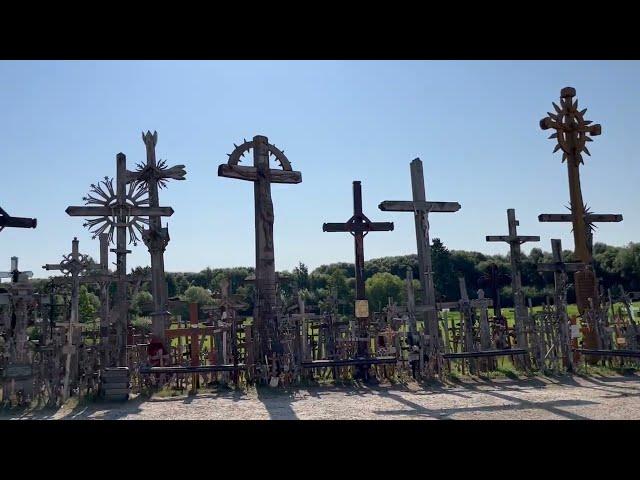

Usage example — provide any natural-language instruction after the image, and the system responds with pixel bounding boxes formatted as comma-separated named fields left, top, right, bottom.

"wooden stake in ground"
left=323, top=181, right=393, bottom=378
left=218, top=135, right=301, bottom=364
left=379, top=158, right=460, bottom=368
left=486, top=208, right=540, bottom=368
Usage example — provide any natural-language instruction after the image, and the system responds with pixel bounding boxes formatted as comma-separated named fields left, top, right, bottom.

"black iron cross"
left=323, top=181, right=394, bottom=301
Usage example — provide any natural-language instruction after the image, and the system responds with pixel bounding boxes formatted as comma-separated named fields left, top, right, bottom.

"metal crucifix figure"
left=218, top=135, right=301, bottom=364
left=323, top=181, right=393, bottom=375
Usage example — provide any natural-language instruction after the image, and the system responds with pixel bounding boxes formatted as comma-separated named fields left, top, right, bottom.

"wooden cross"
left=487, top=208, right=540, bottom=358
left=0, top=257, right=33, bottom=284
left=537, top=239, right=584, bottom=371
left=66, top=147, right=175, bottom=363
left=323, top=180, right=393, bottom=373
left=379, top=158, right=460, bottom=354
left=324, top=181, right=394, bottom=303
left=42, top=237, right=92, bottom=401
left=0, top=205, right=36, bottom=233
left=218, top=135, right=301, bottom=360
left=136, top=131, right=186, bottom=343
left=538, top=86, right=614, bottom=265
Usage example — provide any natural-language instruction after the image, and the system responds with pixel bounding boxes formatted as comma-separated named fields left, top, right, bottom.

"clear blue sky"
left=1, top=61, right=638, bottom=278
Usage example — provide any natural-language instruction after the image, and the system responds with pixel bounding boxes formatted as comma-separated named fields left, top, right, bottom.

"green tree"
left=182, top=285, right=213, bottom=305
left=131, top=290, right=153, bottom=316
left=78, top=285, right=100, bottom=324
left=365, top=272, right=404, bottom=312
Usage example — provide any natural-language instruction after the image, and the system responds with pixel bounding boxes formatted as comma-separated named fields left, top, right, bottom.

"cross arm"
left=378, top=200, right=461, bottom=213
left=323, top=223, right=350, bottom=232
left=66, top=206, right=174, bottom=217
left=218, top=164, right=302, bottom=184
left=367, top=222, right=394, bottom=232
left=43, top=264, right=63, bottom=271
left=539, top=213, right=623, bottom=223
left=0, top=207, right=37, bottom=229
left=486, top=235, right=540, bottom=243
left=537, top=263, right=583, bottom=273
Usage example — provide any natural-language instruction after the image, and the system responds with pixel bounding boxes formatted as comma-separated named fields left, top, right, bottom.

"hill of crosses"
left=1, top=87, right=639, bottom=420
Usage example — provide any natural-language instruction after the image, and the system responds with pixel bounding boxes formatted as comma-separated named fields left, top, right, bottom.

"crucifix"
left=136, top=131, right=186, bottom=345
left=537, top=239, right=584, bottom=371
left=539, top=87, right=622, bottom=350
left=0, top=205, right=37, bottom=232
left=66, top=146, right=176, bottom=364
left=323, top=180, right=394, bottom=373
left=486, top=208, right=540, bottom=361
left=379, top=158, right=460, bottom=360
left=218, top=135, right=301, bottom=362
left=0, top=256, right=34, bottom=284
left=43, top=237, right=92, bottom=401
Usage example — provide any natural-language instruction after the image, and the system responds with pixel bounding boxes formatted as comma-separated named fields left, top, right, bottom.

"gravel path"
left=4, top=374, right=640, bottom=420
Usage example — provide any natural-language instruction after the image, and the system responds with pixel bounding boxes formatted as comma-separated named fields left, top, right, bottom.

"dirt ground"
left=3, top=374, right=640, bottom=420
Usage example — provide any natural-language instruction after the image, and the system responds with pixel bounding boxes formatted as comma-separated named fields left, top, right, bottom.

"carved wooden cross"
left=66, top=146, right=176, bottom=362
left=218, top=135, right=301, bottom=359
left=0, top=205, right=36, bottom=233
left=486, top=208, right=540, bottom=357
left=538, top=87, right=617, bottom=265
left=42, top=237, right=92, bottom=401
left=136, top=131, right=186, bottom=343
left=379, top=158, right=460, bottom=354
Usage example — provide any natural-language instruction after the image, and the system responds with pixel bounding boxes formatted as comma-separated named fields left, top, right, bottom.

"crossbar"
left=301, top=356, right=397, bottom=369
left=139, top=364, right=246, bottom=375
left=574, top=349, right=640, bottom=358
left=442, top=349, right=527, bottom=359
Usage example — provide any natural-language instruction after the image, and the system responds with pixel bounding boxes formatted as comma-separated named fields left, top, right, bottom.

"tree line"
left=29, top=240, right=640, bottom=323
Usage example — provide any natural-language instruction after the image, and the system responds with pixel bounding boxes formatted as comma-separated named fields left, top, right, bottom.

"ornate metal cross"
left=0, top=205, right=36, bottom=232
left=218, top=135, right=301, bottom=360
left=379, top=157, right=460, bottom=354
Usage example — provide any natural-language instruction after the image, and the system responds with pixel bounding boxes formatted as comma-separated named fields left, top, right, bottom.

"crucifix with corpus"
left=218, top=135, right=301, bottom=365
left=486, top=208, right=540, bottom=365
left=65, top=137, right=181, bottom=362
left=539, top=86, right=622, bottom=349
left=323, top=180, right=394, bottom=375
left=379, top=158, right=460, bottom=364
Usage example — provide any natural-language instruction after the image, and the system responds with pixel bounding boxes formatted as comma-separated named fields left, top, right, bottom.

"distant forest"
left=30, top=240, right=640, bottom=323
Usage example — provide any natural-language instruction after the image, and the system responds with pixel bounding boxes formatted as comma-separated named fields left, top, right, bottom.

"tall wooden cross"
left=323, top=180, right=393, bottom=368
left=43, top=237, right=92, bottom=401
left=136, top=131, right=186, bottom=344
left=66, top=148, right=175, bottom=363
left=539, top=87, right=621, bottom=349
left=218, top=135, right=301, bottom=360
left=379, top=158, right=460, bottom=356
left=0, top=205, right=36, bottom=232
left=486, top=208, right=539, bottom=358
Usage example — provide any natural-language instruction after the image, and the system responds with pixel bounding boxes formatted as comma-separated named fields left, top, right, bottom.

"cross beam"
left=537, top=239, right=584, bottom=274
left=0, top=257, right=33, bottom=283
left=0, top=205, right=37, bottom=232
